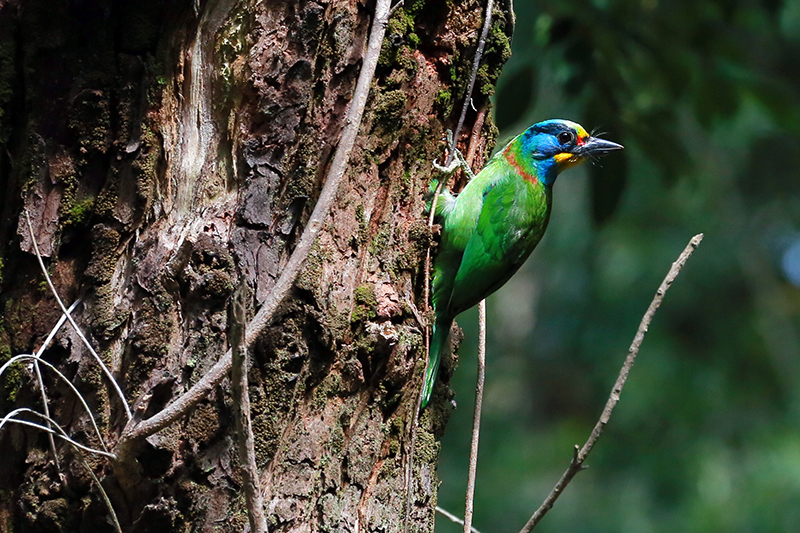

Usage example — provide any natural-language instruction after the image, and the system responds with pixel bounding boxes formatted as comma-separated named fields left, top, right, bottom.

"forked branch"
left=519, top=233, right=704, bottom=532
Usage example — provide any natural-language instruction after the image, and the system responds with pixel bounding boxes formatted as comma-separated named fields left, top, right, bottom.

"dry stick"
left=389, top=0, right=405, bottom=16
left=34, top=362, right=59, bottom=471
left=463, top=299, right=486, bottom=533
left=3, top=271, right=108, bottom=464
left=78, top=454, right=123, bottom=533
left=407, top=0, right=495, bottom=525
left=0, top=408, right=116, bottom=459
left=230, top=279, right=268, bottom=533
left=24, top=211, right=132, bottom=420
left=447, top=0, right=495, bottom=169
left=464, top=107, right=487, bottom=170
left=462, top=105, right=488, bottom=533
left=31, top=299, right=80, bottom=471
left=121, top=0, right=393, bottom=443
left=519, top=233, right=704, bottom=533
left=0, top=355, right=109, bottom=454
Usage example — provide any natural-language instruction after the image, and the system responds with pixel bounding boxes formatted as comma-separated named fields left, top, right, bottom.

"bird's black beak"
left=575, top=137, right=624, bottom=157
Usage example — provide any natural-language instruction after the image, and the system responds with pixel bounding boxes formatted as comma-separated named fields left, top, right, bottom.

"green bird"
left=423, top=119, right=623, bottom=407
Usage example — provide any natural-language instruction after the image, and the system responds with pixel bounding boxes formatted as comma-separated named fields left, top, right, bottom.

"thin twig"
left=408, top=3, right=495, bottom=526
left=24, top=211, right=132, bottom=420
left=120, top=0, right=393, bottom=444
left=446, top=0, right=494, bottom=168
left=519, top=233, right=704, bottom=532
left=230, top=279, right=268, bottom=533
left=4, top=299, right=124, bottom=531
left=77, top=454, right=123, bottom=533
left=31, top=299, right=80, bottom=470
left=463, top=299, right=486, bottom=533
left=389, top=0, right=404, bottom=16
left=0, top=408, right=116, bottom=459
left=0, top=354, right=109, bottom=453
left=32, top=367, right=57, bottom=469
left=464, top=107, right=487, bottom=170
left=422, top=0, right=495, bottom=333
left=461, top=112, right=488, bottom=533
left=34, top=299, right=81, bottom=359
left=436, top=506, right=484, bottom=533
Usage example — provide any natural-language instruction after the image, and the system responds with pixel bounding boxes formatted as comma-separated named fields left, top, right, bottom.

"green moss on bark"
left=352, top=284, right=378, bottom=323
left=372, top=90, right=408, bottom=132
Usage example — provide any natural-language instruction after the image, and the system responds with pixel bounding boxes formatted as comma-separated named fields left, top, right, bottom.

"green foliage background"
left=436, top=0, right=800, bottom=531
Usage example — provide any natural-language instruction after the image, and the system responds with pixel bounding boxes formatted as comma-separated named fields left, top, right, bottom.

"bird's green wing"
left=446, top=173, right=550, bottom=317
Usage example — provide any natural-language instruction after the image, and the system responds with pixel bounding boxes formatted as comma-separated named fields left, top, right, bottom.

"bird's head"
left=512, top=119, right=623, bottom=187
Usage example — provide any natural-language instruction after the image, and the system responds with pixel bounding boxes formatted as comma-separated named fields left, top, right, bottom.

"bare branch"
left=34, top=299, right=81, bottom=361
left=463, top=299, right=486, bottom=533
left=1, top=408, right=116, bottom=459
left=24, top=210, right=132, bottom=420
left=31, top=298, right=80, bottom=469
left=230, top=279, right=268, bottom=533
left=120, top=0, right=394, bottom=443
left=77, top=454, right=123, bottom=533
left=462, top=108, right=489, bottom=533
left=446, top=0, right=494, bottom=168
left=519, top=233, right=704, bottom=532
left=0, top=354, right=109, bottom=453
left=389, top=0, right=404, bottom=16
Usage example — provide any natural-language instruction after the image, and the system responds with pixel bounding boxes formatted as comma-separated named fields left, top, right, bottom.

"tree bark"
left=0, top=0, right=512, bottom=531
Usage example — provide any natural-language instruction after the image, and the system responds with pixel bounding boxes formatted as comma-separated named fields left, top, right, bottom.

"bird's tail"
left=421, top=317, right=452, bottom=408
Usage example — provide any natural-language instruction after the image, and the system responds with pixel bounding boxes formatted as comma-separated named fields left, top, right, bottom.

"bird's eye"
left=558, top=131, right=575, bottom=145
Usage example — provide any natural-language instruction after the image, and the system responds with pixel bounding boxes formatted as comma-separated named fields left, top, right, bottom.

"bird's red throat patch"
left=503, top=145, right=538, bottom=185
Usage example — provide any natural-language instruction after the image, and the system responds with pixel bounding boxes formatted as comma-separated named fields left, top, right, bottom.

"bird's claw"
left=433, top=129, right=476, bottom=179
left=432, top=157, right=461, bottom=174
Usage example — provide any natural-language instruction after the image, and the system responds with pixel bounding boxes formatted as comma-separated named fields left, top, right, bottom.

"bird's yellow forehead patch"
left=562, top=120, right=589, bottom=140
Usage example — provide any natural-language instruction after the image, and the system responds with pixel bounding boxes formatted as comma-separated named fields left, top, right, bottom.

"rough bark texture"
left=0, top=0, right=512, bottom=531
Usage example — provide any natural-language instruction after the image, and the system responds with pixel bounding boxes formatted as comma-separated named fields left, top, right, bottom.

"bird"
left=422, top=119, right=623, bottom=408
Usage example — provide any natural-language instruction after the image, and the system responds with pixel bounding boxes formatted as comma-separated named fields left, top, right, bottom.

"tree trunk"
left=0, top=0, right=512, bottom=531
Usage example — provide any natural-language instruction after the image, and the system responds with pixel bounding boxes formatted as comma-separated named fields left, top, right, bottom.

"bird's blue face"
left=519, top=119, right=623, bottom=187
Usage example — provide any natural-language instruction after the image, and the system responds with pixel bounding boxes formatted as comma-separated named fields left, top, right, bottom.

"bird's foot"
left=432, top=130, right=475, bottom=179
left=432, top=157, right=461, bottom=174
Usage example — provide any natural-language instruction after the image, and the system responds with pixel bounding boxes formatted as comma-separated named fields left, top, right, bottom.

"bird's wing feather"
left=430, top=165, right=493, bottom=320
left=447, top=170, right=549, bottom=316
